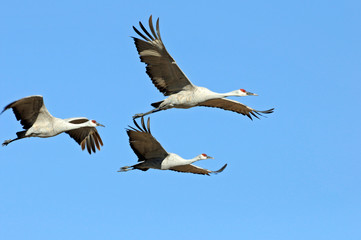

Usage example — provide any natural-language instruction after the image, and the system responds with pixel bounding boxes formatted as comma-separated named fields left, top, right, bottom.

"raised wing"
left=133, top=15, right=195, bottom=96
left=170, top=163, right=228, bottom=176
left=127, top=117, right=168, bottom=162
left=66, top=125, right=103, bottom=154
left=2, top=95, right=52, bottom=129
left=197, top=98, right=274, bottom=120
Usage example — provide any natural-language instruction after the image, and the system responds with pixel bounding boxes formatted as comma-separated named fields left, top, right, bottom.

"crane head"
left=239, top=89, right=258, bottom=96
left=200, top=153, right=214, bottom=160
left=91, top=120, right=105, bottom=127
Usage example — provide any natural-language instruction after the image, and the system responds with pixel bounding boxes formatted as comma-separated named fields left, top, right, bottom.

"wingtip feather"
left=212, top=163, right=228, bottom=174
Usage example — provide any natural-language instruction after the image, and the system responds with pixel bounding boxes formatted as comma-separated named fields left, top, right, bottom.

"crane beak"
left=207, top=156, right=214, bottom=159
left=97, top=123, right=105, bottom=127
left=247, top=91, right=258, bottom=96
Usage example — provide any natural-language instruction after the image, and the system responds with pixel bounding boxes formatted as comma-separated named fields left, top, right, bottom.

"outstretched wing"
left=127, top=117, right=168, bottom=162
left=66, top=125, right=103, bottom=154
left=132, top=15, right=195, bottom=96
left=2, top=95, right=52, bottom=129
left=170, top=164, right=228, bottom=176
left=197, top=98, right=274, bottom=120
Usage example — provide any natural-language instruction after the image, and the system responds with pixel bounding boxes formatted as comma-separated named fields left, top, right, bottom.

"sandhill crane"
left=2, top=95, right=104, bottom=154
left=118, top=117, right=227, bottom=175
left=132, top=16, right=274, bottom=120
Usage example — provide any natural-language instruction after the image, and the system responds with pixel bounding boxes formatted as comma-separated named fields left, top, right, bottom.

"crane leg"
left=2, top=131, right=28, bottom=146
left=2, top=138, right=19, bottom=146
left=133, top=108, right=162, bottom=119
left=117, top=166, right=134, bottom=172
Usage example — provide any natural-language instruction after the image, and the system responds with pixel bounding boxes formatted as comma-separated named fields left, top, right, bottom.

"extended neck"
left=56, top=119, right=91, bottom=132
left=174, top=156, right=202, bottom=166
left=186, top=156, right=203, bottom=164
left=221, top=90, right=244, bottom=97
left=206, top=90, right=242, bottom=100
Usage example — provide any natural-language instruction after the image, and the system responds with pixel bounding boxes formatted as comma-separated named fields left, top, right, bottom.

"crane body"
left=132, top=16, right=274, bottom=120
left=118, top=117, right=227, bottom=175
left=2, top=95, right=104, bottom=154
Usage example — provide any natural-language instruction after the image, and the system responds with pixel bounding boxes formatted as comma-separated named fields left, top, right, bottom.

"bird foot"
left=117, top=166, right=131, bottom=172
left=2, top=140, right=11, bottom=146
left=132, top=114, right=143, bottom=119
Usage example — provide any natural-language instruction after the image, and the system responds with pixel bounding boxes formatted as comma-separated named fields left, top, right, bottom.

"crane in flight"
left=118, top=117, right=227, bottom=175
left=132, top=15, right=274, bottom=120
left=2, top=95, right=104, bottom=154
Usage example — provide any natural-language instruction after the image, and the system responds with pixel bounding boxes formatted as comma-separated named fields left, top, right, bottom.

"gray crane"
left=132, top=15, right=274, bottom=120
left=118, top=117, right=227, bottom=175
left=2, top=95, right=104, bottom=154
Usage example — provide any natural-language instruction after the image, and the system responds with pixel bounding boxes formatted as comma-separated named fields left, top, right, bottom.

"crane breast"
left=162, top=88, right=212, bottom=108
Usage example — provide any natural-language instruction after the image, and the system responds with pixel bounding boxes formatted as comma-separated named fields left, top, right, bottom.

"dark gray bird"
left=2, top=95, right=104, bottom=154
left=118, top=117, right=227, bottom=175
left=132, top=15, right=274, bottom=120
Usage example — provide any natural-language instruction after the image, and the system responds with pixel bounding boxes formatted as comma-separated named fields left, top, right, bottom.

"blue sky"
left=1, top=0, right=361, bottom=239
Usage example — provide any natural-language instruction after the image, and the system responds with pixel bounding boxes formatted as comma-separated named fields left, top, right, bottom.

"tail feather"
left=16, top=131, right=26, bottom=138
left=151, top=101, right=163, bottom=108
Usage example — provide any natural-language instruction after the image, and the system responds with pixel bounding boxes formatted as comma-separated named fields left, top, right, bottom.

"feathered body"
left=118, top=117, right=227, bottom=175
left=132, top=16, right=274, bottom=120
left=2, top=95, right=104, bottom=154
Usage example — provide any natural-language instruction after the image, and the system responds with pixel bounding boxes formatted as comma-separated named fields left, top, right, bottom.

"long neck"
left=202, top=90, right=240, bottom=100
left=184, top=156, right=202, bottom=165
left=166, top=153, right=201, bottom=166
left=55, top=119, right=90, bottom=133
left=220, top=90, right=242, bottom=97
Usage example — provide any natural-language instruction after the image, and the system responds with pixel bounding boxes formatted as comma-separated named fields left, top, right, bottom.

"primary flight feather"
left=132, top=15, right=274, bottom=120
left=118, top=117, right=227, bottom=175
left=2, top=95, right=104, bottom=154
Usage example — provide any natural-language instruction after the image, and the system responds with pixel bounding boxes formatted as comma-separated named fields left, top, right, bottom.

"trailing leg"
left=117, top=166, right=134, bottom=172
left=2, top=131, right=27, bottom=146
left=117, top=162, right=150, bottom=172
left=133, top=108, right=163, bottom=119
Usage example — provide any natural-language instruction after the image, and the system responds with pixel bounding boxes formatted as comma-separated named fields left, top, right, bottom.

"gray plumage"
left=119, top=117, right=227, bottom=175
left=132, top=15, right=274, bottom=120
left=2, top=95, right=104, bottom=154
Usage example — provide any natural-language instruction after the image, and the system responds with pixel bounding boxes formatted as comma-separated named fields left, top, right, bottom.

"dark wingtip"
left=156, top=17, right=162, bottom=41
left=146, top=117, right=151, bottom=134
left=250, top=111, right=260, bottom=119
left=86, top=137, right=92, bottom=154
left=133, top=117, right=143, bottom=132
left=127, top=126, right=138, bottom=132
left=246, top=114, right=254, bottom=121
left=212, top=164, right=228, bottom=174
left=96, top=131, right=103, bottom=147
left=139, top=20, right=155, bottom=41
left=248, top=107, right=275, bottom=120
left=133, top=25, right=151, bottom=42
left=140, top=117, right=148, bottom=132
left=1, top=104, right=12, bottom=115
left=260, top=108, right=275, bottom=114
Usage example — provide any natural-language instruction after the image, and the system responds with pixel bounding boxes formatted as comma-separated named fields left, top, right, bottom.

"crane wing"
left=66, top=125, right=103, bottom=154
left=197, top=98, right=274, bottom=120
left=170, top=163, right=227, bottom=176
left=127, top=117, right=168, bottom=162
left=132, top=15, right=195, bottom=96
left=1, top=95, right=52, bottom=129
